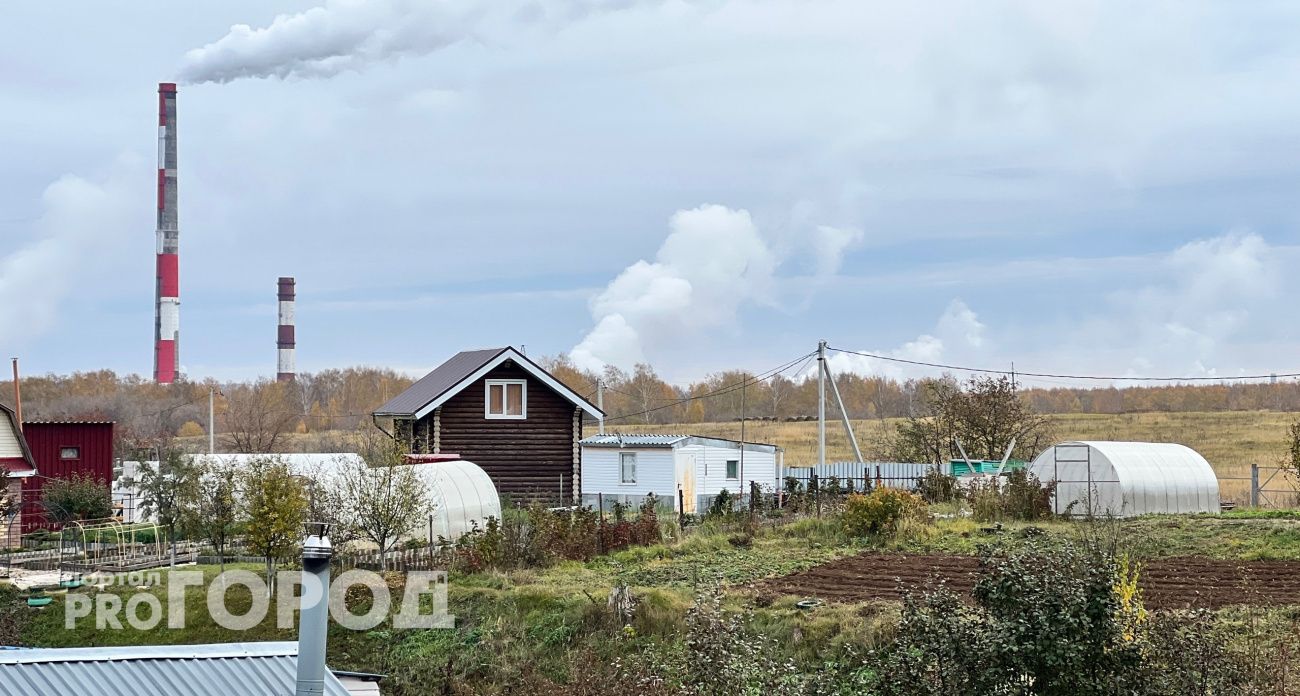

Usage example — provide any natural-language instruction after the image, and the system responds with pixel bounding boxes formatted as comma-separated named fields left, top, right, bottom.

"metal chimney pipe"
left=295, top=523, right=332, bottom=696
left=153, top=82, right=181, bottom=384
left=277, top=277, right=296, bottom=382
left=10, top=358, right=21, bottom=432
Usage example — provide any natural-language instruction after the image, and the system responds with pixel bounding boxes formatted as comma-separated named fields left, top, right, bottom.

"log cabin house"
left=373, top=347, right=603, bottom=503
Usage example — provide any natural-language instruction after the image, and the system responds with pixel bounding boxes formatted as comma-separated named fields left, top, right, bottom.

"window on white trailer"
left=726, top=459, right=739, bottom=480
left=620, top=452, right=637, bottom=484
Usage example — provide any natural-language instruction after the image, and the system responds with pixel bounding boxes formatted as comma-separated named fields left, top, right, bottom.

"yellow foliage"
left=1114, top=553, right=1148, bottom=644
left=177, top=420, right=206, bottom=438
left=842, top=488, right=928, bottom=538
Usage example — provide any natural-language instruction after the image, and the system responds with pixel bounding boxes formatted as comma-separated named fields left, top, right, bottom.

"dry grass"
left=612, top=411, right=1300, bottom=502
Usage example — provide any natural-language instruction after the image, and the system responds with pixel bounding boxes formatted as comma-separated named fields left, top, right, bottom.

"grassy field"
left=613, top=410, right=1300, bottom=502
left=11, top=511, right=1300, bottom=694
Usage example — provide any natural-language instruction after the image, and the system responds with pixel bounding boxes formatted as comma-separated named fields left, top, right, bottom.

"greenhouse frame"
left=1028, top=441, right=1220, bottom=517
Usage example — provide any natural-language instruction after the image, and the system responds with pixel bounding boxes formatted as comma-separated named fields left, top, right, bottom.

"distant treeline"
left=3, top=360, right=1299, bottom=453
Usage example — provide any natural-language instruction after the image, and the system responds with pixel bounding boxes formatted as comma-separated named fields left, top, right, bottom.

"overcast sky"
left=4, top=0, right=1300, bottom=387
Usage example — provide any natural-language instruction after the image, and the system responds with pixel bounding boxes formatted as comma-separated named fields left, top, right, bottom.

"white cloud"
left=570, top=202, right=865, bottom=372
left=810, top=225, right=864, bottom=276
left=826, top=298, right=985, bottom=381
left=0, top=155, right=144, bottom=349
left=823, top=231, right=1286, bottom=385
left=937, top=299, right=986, bottom=350
left=1098, top=230, right=1279, bottom=377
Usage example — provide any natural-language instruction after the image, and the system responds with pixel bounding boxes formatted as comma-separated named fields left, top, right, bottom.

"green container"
left=949, top=459, right=1027, bottom=476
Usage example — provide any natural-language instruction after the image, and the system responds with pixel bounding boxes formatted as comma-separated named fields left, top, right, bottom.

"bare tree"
left=221, top=379, right=299, bottom=453
left=893, top=375, right=1052, bottom=464
left=337, top=428, right=431, bottom=571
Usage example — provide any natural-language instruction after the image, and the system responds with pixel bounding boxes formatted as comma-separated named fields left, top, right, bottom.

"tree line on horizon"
left=3, top=358, right=1300, bottom=456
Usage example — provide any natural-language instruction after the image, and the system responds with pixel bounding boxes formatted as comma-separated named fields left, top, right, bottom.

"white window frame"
left=725, top=459, right=739, bottom=480
left=484, top=379, right=528, bottom=419
left=60, top=446, right=80, bottom=460
left=620, top=451, right=637, bottom=485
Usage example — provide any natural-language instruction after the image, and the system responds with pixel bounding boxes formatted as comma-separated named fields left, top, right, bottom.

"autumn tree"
left=182, top=459, right=240, bottom=576
left=221, top=379, right=299, bottom=453
left=337, top=428, right=431, bottom=571
left=240, top=456, right=308, bottom=593
left=128, top=447, right=200, bottom=565
left=893, top=375, right=1052, bottom=464
left=1283, top=420, right=1300, bottom=488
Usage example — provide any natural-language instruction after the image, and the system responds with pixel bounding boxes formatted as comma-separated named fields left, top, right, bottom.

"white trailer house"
left=1029, top=441, right=1221, bottom=517
left=580, top=434, right=782, bottom=513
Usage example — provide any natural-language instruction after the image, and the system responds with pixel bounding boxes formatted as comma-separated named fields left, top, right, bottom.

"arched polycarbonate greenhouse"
left=1028, top=441, right=1220, bottom=517
left=409, top=459, right=502, bottom=544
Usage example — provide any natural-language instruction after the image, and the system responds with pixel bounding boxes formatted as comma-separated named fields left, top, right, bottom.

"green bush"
left=874, top=541, right=1142, bottom=696
left=914, top=470, right=961, bottom=503
left=969, top=470, right=1055, bottom=522
left=707, top=489, right=734, bottom=518
left=841, top=488, right=927, bottom=538
left=443, top=497, right=665, bottom=573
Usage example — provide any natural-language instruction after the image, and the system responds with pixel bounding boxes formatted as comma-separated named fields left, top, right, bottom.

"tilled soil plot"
left=758, top=554, right=1300, bottom=609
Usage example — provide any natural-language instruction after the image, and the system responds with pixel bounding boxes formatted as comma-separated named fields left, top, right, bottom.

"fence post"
left=597, top=493, right=605, bottom=555
left=678, top=488, right=685, bottom=531
left=1251, top=463, right=1260, bottom=507
left=812, top=472, right=820, bottom=518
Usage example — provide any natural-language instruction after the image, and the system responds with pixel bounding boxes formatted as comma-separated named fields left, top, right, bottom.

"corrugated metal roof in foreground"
left=0, top=642, right=352, bottom=696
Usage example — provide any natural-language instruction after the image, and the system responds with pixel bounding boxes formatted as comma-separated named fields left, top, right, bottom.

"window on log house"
left=485, top=379, right=527, bottom=419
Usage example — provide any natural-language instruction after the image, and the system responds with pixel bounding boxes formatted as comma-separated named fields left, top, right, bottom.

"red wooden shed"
left=20, top=421, right=114, bottom=533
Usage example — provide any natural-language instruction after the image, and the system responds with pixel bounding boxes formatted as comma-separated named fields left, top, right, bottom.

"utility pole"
left=208, top=387, right=216, bottom=454
left=817, top=340, right=827, bottom=469
left=597, top=379, right=605, bottom=435
left=740, top=372, right=747, bottom=488
left=823, top=358, right=864, bottom=463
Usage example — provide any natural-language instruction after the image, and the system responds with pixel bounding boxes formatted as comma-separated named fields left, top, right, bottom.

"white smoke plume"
left=179, top=0, right=666, bottom=84
left=570, top=204, right=861, bottom=371
left=0, top=155, right=143, bottom=346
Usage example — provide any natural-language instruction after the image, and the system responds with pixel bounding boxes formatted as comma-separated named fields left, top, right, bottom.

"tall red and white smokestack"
left=153, top=82, right=180, bottom=384
left=277, top=277, right=296, bottom=382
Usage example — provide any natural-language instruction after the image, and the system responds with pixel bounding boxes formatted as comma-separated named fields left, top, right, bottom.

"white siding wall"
left=0, top=418, right=24, bottom=458
left=580, top=447, right=677, bottom=506
left=684, top=444, right=778, bottom=499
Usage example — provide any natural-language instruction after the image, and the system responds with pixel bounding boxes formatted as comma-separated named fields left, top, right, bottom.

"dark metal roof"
left=373, top=346, right=603, bottom=418
left=0, top=642, right=352, bottom=696
left=374, top=347, right=507, bottom=416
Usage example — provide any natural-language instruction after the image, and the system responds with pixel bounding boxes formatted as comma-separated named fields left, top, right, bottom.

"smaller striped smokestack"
left=277, top=277, right=296, bottom=382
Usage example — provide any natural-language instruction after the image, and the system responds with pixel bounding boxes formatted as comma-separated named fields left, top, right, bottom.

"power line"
left=603, top=351, right=815, bottom=424
left=827, top=345, right=1300, bottom=383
